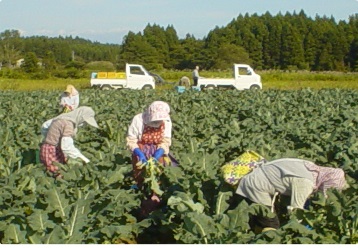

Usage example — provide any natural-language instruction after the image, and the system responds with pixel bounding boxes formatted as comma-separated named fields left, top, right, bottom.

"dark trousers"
left=229, top=194, right=280, bottom=231
left=193, top=77, right=198, bottom=86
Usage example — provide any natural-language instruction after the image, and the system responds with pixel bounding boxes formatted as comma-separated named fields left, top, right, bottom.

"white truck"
left=197, top=64, right=262, bottom=90
left=90, top=63, right=155, bottom=90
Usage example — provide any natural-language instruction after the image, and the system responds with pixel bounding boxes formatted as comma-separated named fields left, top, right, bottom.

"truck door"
left=127, top=65, right=150, bottom=89
left=235, top=65, right=256, bottom=89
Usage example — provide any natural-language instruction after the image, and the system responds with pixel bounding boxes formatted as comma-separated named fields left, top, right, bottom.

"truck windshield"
left=141, top=66, right=150, bottom=75
left=238, top=67, right=251, bottom=75
left=130, top=66, right=145, bottom=75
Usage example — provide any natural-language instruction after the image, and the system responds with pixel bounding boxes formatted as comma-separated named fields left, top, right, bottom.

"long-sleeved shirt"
left=236, top=158, right=346, bottom=207
left=192, top=69, right=199, bottom=78
left=43, top=119, right=89, bottom=163
left=60, top=93, right=79, bottom=110
left=126, top=113, right=172, bottom=154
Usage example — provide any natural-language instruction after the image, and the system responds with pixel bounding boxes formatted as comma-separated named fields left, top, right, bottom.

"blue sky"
left=0, top=0, right=357, bottom=44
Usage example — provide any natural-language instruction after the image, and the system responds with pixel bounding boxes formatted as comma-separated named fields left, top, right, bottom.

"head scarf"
left=55, top=106, right=99, bottom=129
left=142, top=101, right=170, bottom=124
left=64, top=85, right=79, bottom=96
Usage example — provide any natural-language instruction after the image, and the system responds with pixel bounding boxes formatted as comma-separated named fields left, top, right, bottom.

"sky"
left=0, top=0, right=357, bottom=44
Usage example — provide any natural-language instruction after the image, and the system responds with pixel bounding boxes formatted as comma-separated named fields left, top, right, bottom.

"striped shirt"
left=43, top=119, right=75, bottom=146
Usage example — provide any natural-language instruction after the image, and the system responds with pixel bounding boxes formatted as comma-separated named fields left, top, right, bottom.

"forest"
left=0, top=10, right=357, bottom=80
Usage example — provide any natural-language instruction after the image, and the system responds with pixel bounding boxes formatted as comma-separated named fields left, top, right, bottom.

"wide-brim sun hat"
left=146, top=101, right=170, bottom=123
left=64, top=85, right=72, bottom=93
left=84, top=115, right=99, bottom=128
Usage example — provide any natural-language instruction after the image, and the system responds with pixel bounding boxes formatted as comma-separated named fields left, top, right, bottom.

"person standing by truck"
left=126, top=101, right=178, bottom=218
left=192, top=65, right=200, bottom=86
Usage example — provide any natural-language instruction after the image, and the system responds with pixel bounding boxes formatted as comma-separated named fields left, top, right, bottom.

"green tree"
left=303, top=25, right=317, bottom=70
left=280, top=23, right=305, bottom=69
left=347, top=14, right=358, bottom=70
left=212, top=43, right=251, bottom=69
left=42, top=51, right=57, bottom=71
left=0, top=30, right=22, bottom=67
left=143, top=24, right=169, bottom=69
left=119, top=31, right=159, bottom=69
left=165, top=25, right=182, bottom=69
left=177, top=34, right=204, bottom=70
left=21, top=52, right=39, bottom=73
left=265, top=17, right=282, bottom=69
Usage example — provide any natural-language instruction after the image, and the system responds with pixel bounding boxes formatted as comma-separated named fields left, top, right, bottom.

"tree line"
left=0, top=10, right=357, bottom=79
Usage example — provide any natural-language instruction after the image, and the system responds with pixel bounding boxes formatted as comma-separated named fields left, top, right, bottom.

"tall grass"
left=0, top=78, right=89, bottom=91
left=0, top=70, right=357, bottom=91
left=260, top=70, right=358, bottom=90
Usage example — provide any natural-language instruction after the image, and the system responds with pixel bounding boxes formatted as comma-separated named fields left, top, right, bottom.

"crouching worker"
left=232, top=158, right=347, bottom=233
left=60, top=84, right=80, bottom=113
left=126, top=101, right=178, bottom=218
left=179, top=76, right=191, bottom=87
left=40, top=106, right=99, bottom=179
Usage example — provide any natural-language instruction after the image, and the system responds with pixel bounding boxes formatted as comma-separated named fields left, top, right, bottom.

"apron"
left=131, top=122, right=177, bottom=218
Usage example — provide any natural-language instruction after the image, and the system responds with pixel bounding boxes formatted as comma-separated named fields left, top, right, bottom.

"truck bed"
left=198, top=78, right=235, bottom=86
left=90, top=78, right=126, bottom=87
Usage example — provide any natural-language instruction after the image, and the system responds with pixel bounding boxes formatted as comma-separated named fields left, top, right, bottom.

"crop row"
left=0, top=88, right=357, bottom=244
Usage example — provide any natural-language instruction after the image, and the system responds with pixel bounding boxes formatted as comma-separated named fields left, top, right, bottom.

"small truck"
left=197, top=64, right=262, bottom=90
left=90, top=63, right=155, bottom=90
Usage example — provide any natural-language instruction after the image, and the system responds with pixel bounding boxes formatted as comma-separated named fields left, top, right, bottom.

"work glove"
left=133, top=148, right=147, bottom=164
left=153, top=148, right=165, bottom=161
left=130, top=184, right=139, bottom=190
left=305, top=225, right=313, bottom=230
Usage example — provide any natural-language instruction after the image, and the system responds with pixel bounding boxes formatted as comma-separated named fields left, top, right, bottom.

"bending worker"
left=179, top=76, right=191, bottom=87
left=234, top=158, right=347, bottom=232
left=126, top=101, right=177, bottom=218
left=40, top=106, right=99, bottom=178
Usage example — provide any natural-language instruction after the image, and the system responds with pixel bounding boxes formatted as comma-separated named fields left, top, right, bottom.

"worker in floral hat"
left=230, top=158, right=347, bottom=233
left=126, top=100, right=178, bottom=218
left=60, top=84, right=80, bottom=113
left=40, top=106, right=99, bottom=179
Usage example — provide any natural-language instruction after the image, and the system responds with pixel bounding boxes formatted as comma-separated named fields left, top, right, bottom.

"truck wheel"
left=250, top=85, right=261, bottom=90
left=205, top=85, right=215, bottom=90
left=142, top=85, right=153, bottom=90
left=101, top=85, right=112, bottom=90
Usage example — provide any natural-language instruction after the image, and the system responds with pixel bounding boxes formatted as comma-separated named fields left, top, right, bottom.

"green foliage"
left=65, top=61, right=85, bottom=70
left=84, top=61, right=115, bottom=71
left=0, top=89, right=357, bottom=244
left=212, top=43, right=251, bottom=69
left=21, top=52, right=39, bottom=73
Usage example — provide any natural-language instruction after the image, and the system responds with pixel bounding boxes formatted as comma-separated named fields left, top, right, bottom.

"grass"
left=0, top=70, right=357, bottom=91
left=0, top=78, right=89, bottom=91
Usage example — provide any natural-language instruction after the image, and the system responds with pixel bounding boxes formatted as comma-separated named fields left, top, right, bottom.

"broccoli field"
left=0, top=88, right=357, bottom=244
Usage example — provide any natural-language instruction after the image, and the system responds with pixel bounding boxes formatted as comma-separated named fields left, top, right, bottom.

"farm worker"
left=126, top=101, right=178, bottom=218
left=192, top=65, right=200, bottom=86
left=233, top=158, right=347, bottom=233
left=40, top=106, right=99, bottom=179
left=179, top=76, right=191, bottom=87
left=60, top=84, right=80, bottom=113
